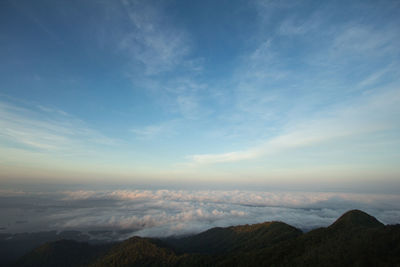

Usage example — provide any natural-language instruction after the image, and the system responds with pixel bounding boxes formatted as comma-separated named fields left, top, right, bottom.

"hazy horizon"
left=1, top=187, right=399, bottom=238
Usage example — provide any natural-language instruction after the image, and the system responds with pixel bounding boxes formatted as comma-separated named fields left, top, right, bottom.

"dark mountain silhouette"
left=90, top=237, right=179, bottom=267
left=12, top=210, right=400, bottom=267
left=14, top=240, right=112, bottom=267
left=330, top=209, right=384, bottom=229
left=0, top=230, right=105, bottom=266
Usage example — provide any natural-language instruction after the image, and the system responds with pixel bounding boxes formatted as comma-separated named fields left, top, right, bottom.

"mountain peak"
left=330, top=209, right=383, bottom=229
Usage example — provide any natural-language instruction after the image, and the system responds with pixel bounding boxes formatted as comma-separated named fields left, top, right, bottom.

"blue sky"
left=1, top=0, right=400, bottom=192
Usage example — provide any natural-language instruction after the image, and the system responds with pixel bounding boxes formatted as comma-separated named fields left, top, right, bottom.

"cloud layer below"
left=1, top=189, right=399, bottom=239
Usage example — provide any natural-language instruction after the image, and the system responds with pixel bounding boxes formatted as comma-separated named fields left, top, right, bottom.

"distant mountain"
left=13, top=210, right=400, bottom=267
left=330, top=209, right=384, bottom=229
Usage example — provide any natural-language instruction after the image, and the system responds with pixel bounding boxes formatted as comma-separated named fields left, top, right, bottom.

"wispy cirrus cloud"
left=188, top=86, right=400, bottom=165
left=182, top=0, right=400, bottom=167
left=0, top=100, right=116, bottom=154
left=130, top=120, right=179, bottom=140
left=119, top=0, right=191, bottom=75
left=357, top=65, right=398, bottom=89
left=116, top=0, right=208, bottom=120
left=332, top=24, right=399, bottom=56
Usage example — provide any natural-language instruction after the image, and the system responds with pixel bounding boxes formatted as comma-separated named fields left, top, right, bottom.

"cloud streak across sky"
left=188, top=87, right=400, bottom=165
left=1, top=189, right=399, bottom=238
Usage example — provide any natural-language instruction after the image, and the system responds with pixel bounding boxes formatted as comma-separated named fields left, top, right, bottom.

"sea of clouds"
left=1, top=189, right=399, bottom=239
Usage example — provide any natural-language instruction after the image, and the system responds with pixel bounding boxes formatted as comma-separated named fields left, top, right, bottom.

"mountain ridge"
left=164, top=221, right=302, bottom=254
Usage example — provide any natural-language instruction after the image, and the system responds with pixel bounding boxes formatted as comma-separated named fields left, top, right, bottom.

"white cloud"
left=62, top=190, right=100, bottom=200
left=1, top=189, right=399, bottom=237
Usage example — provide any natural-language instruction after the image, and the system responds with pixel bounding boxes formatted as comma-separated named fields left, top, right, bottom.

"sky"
left=1, top=0, right=400, bottom=193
